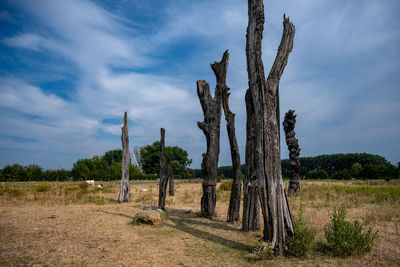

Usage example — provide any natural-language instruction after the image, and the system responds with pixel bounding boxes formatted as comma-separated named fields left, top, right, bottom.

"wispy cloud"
left=0, top=0, right=399, bottom=169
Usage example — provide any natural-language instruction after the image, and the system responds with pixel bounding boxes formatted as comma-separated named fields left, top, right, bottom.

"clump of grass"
left=181, top=190, right=194, bottom=203
left=131, top=217, right=143, bottom=225
left=0, top=186, right=25, bottom=197
left=301, top=184, right=400, bottom=205
left=217, top=180, right=232, bottom=192
left=135, top=193, right=155, bottom=204
left=64, top=185, right=79, bottom=191
left=34, top=183, right=50, bottom=192
left=88, top=195, right=107, bottom=205
left=286, top=205, right=316, bottom=257
left=250, top=242, right=274, bottom=260
left=94, top=187, right=114, bottom=193
left=78, top=182, right=89, bottom=193
left=323, top=205, right=377, bottom=257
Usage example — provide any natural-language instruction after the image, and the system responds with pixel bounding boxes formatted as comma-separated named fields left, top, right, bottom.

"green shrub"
left=324, top=205, right=377, bottom=257
left=286, top=206, right=316, bottom=257
left=217, top=180, right=232, bottom=192
left=305, top=169, right=329, bottom=179
left=34, top=183, right=50, bottom=192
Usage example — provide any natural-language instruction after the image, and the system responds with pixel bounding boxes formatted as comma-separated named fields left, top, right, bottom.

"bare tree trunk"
left=246, top=0, right=295, bottom=255
left=118, top=111, right=130, bottom=202
left=283, top=110, right=301, bottom=196
left=197, top=51, right=228, bottom=218
left=133, top=146, right=142, bottom=172
left=242, top=89, right=260, bottom=231
left=168, top=161, right=174, bottom=196
left=158, top=128, right=168, bottom=209
left=221, top=75, right=242, bottom=223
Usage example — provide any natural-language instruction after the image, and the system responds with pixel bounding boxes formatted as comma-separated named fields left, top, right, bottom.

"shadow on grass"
left=165, top=216, right=252, bottom=252
left=96, top=209, right=134, bottom=220
left=166, top=208, right=240, bottom=232
left=97, top=207, right=252, bottom=253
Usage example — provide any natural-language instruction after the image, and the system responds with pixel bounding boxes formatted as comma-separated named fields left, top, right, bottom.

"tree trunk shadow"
left=165, top=216, right=252, bottom=252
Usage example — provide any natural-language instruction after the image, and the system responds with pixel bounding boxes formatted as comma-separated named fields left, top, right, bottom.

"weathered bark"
left=197, top=51, right=228, bottom=218
left=242, top=89, right=260, bottom=231
left=158, top=128, right=168, bottom=210
left=246, top=0, right=295, bottom=255
left=221, top=78, right=242, bottom=223
left=118, top=111, right=130, bottom=202
left=168, top=161, right=175, bottom=196
left=283, top=110, right=301, bottom=196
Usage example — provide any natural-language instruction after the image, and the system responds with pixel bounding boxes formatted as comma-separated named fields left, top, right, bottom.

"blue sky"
left=0, top=0, right=399, bottom=169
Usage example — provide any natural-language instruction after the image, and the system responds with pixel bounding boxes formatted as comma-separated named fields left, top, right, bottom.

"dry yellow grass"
left=0, top=180, right=399, bottom=266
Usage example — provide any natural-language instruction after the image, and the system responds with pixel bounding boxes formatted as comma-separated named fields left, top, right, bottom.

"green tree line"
left=0, top=143, right=194, bottom=181
left=194, top=153, right=399, bottom=180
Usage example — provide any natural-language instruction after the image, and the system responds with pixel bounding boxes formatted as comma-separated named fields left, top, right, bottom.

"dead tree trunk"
left=283, top=110, right=301, bottom=196
left=118, top=111, right=130, bottom=202
left=158, top=128, right=168, bottom=209
left=197, top=51, right=228, bottom=218
left=221, top=76, right=242, bottom=223
left=246, top=0, right=295, bottom=254
left=168, top=161, right=174, bottom=196
left=242, top=89, right=260, bottom=231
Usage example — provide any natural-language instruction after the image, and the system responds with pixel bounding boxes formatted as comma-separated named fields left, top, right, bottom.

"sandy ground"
left=0, top=180, right=399, bottom=266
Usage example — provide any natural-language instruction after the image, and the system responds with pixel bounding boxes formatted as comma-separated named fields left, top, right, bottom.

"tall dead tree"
left=168, top=161, right=174, bottom=196
left=197, top=51, right=228, bottom=218
left=283, top=110, right=301, bottom=196
left=246, top=0, right=295, bottom=254
left=158, top=128, right=168, bottom=209
left=221, top=69, right=242, bottom=223
left=242, top=90, right=260, bottom=231
left=118, top=111, right=130, bottom=202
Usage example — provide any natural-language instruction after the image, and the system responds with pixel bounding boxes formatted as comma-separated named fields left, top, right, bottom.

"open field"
left=0, top=179, right=399, bottom=266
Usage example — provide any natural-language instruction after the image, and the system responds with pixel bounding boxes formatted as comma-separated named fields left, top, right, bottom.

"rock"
left=133, top=208, right=167, bottom=225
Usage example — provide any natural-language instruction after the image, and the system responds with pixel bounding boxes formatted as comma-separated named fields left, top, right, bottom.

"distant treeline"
left=0, top=162, right=159, bottom=182
left=2, top=152, right=399, bottom=182
left=0, top=147, right=192, bottom=182
left=194, top=153, right=399, bottom=180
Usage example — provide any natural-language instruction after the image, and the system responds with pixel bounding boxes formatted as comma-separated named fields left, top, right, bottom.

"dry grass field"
left=0, top=179, right=399, bottom=266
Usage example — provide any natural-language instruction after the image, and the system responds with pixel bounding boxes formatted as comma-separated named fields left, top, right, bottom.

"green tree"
left=103, top=149, right=123, bottom=165
left=25, top=164, right=43, bottom=181
left=2, top=164, right=26, bottom=181
left=140, top=142, right=192, bottom=176
left=332, top=169, right=352, bottom=180
left=350, top=163, right=363, bottom=179
left=71, top=160, right=91, bottom=179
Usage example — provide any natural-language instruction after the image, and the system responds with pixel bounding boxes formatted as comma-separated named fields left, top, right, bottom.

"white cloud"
left=1, top=0, right=399, bottom=168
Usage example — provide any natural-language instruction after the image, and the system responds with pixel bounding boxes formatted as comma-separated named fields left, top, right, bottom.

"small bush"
left=286, top=206, right=316, bottom=257
left=217, top=180, right=232, bottom=192
left=34, top=183, right=50, bottom=192
left=324, top=205, right=377, bottom=257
